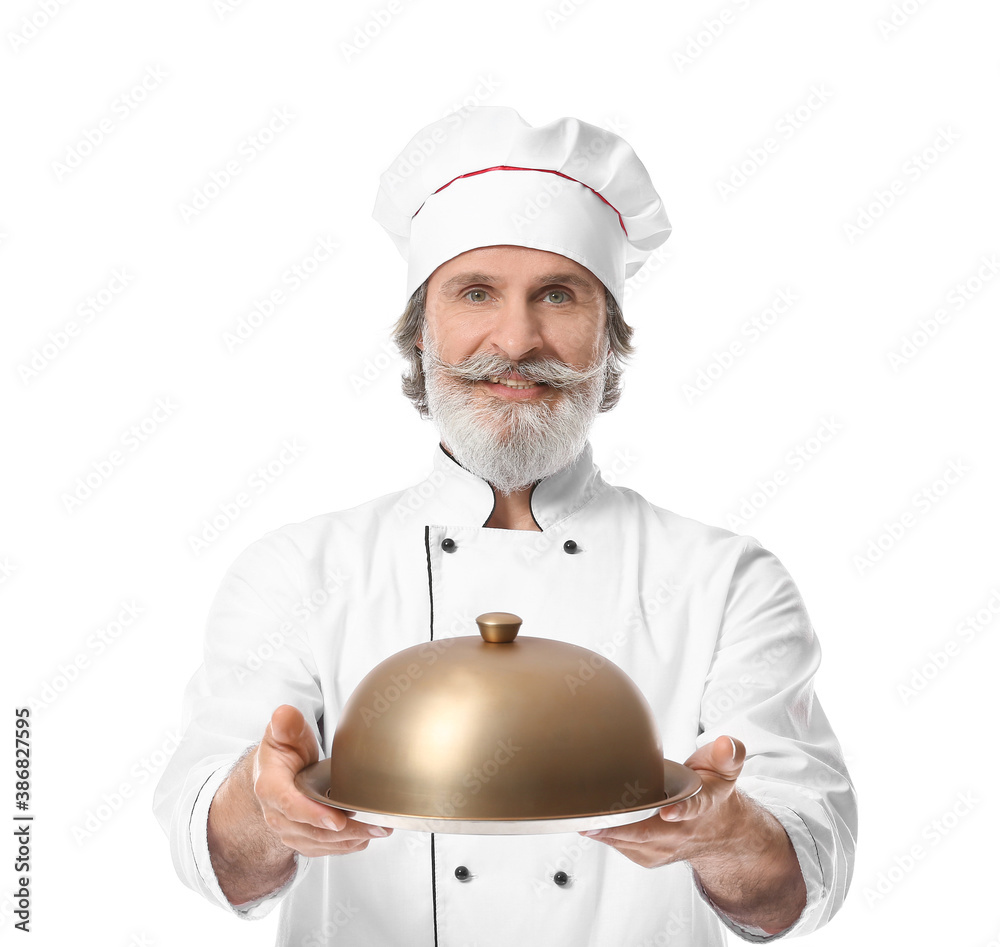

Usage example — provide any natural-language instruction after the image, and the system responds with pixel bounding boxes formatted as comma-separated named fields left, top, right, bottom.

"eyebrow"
left=437, top=271, right=598, bottom=294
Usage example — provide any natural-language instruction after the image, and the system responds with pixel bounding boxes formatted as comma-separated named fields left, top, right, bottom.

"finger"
left=267, top=813, right=393, bottom=855
left=252, top=754, right=349, bottom=832
left=709, top=735, right=745, bottom=778
left=286, top=835, right=372, bottom=858
left=281, top=816, right=391, bottom=847
left=255, top=767, right=350, bottom=832
left=282, top=825, right=389, bottom=858
left=579, top=813, right=666, bottom=844
left=659, top=740, right=745, bottom=823
left=683, top=735, right=745, bottom=780
left=255, top=707, right=335, bottom=827
left=264, top=704, right=320, bottom=769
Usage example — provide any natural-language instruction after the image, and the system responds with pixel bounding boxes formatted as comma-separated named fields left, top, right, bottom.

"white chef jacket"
left=154, top=440, right=857, bottom=946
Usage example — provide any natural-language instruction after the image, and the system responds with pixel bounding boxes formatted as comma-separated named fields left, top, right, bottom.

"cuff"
left=190, top=759, right=312, bottom=920
left=693, top=804, right=824, bottom=943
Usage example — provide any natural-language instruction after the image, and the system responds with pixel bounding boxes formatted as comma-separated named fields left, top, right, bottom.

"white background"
left=2, top=0, right=998, bottom=944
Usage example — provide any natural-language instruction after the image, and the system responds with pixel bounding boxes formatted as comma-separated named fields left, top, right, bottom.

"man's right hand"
left=252, top=703, right=393, bottom=856
left=207, top=704, right=393, bottom=906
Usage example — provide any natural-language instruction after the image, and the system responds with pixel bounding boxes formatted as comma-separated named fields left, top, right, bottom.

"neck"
left=484, top=482, right=541, bottom=531
left=440, top=442, right=542, bottom=531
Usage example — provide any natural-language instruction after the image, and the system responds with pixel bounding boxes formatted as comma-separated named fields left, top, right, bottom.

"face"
left=417, top=245, right=609, bottom=495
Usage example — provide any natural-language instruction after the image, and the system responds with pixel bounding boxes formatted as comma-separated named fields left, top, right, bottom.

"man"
left=154, top=107, right=857, bottom=945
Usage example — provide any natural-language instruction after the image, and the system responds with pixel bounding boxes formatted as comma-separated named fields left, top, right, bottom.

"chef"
left=154, top=106, right=857, bottom=946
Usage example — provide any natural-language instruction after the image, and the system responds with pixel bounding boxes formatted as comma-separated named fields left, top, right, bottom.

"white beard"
left=420, top=333, right=609, bottom=496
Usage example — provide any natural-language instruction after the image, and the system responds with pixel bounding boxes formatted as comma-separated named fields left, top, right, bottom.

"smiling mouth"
left=486, top=376, right=547, bottom=390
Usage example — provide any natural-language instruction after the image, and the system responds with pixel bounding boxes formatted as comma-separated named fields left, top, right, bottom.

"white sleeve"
left=695, top=537, right=858, bottom=941
left=152, top=529, right=324, bottom=919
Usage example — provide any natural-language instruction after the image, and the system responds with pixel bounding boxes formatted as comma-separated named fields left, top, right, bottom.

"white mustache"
left=421, top=344, right=606, bottom=390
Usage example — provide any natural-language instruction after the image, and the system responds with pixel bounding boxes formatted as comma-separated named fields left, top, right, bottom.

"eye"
left=545, top=290, right=570, bottom=304
left=465, top=289, right=489, bottom=303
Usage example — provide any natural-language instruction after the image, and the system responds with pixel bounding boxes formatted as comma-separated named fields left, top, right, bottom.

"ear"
left=415, top=334, right=424, bottom=351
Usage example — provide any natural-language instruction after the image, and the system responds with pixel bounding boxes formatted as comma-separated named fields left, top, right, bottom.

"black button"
left=553, top=871, right=570, bottom=886
left=441, top=538, right=456, bottom=552
left=563, top=540, right=578, bottom=554
left=454, top=865, right=471, bottom=882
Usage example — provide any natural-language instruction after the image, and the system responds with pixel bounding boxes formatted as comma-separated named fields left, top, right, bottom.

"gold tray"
left=294, top=759, right=701, bottom=836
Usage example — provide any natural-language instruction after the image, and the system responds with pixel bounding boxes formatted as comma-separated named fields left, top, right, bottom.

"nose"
left=486, top=296, right=545, bottom=364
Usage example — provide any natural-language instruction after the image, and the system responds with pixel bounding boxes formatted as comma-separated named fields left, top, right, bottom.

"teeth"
left=488, top=376, right=541, bottom=389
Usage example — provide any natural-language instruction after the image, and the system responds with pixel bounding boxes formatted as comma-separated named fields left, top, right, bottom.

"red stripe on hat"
left=413, top=165, right=628, bottom=235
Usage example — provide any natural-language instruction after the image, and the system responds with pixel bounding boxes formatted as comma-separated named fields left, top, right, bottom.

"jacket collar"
left=427, top=439, right=606, bottom=530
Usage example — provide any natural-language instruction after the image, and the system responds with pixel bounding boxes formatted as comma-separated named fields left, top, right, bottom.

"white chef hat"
left=372, top=106, right=671, bottom=308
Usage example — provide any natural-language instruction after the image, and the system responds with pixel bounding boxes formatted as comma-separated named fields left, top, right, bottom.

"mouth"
left=486, top=375, right=547, bottom=390
left=479, top=375, right=550, bottom=400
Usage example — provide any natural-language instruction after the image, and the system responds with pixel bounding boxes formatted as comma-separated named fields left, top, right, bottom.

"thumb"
left=264, top=704, right=319, bottom=768
left=685, top=735, right=745, bottom=781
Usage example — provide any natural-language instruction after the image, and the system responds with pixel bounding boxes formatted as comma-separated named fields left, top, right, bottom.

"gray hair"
left=391, top=280, right=634, bottom=418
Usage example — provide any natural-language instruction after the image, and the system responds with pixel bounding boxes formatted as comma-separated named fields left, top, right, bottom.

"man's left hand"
left=579, top=735, right=746, bottom=869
